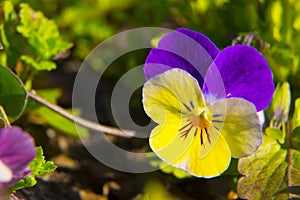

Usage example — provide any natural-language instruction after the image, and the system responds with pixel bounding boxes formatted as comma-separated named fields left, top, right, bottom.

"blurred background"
left=1, top=0, right=300, bottom=199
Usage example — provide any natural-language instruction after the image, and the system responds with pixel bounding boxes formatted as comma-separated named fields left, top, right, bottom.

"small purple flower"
left=0, top=126, right=36, bottom=190
left=144, top=28, right=274, bottom=111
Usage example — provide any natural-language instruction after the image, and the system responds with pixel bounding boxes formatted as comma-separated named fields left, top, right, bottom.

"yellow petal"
left=209, top=98, right=262, bottom=158
left=143, top=69, right=206, bottom=123
left=198, top=125, right=221, bottom=158
left=150, top=120, right=231, bottom=178
left=150, top=120, right=195, bottom=164
left=180, top=133, right=231, bottom=178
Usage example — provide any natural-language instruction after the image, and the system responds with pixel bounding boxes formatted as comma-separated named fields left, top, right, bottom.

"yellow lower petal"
left=150, top=120, right=195, bottom=164
left=175, top=133, right=231, bottom=178
left=150, top=120, right=231, bottom=178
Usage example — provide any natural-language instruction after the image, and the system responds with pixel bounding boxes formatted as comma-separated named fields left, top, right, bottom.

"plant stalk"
left=28, top=91, right=136, bottom=138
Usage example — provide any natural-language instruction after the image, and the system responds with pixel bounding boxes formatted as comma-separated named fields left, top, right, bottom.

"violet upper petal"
left=175, top=28, right=219, bottom=60
left=144, top=28, right=219, bottom=85
left=0, top=126, right=36, bottom=173
left=204, top=45, right=274, bottom=111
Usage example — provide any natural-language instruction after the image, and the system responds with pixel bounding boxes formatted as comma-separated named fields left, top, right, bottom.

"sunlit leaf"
left=270, top=1, right=283, bottom=41
left=16, top=3, right=72, bottom=68
left=146, top=152, right=190, bottom=179
left=8, top=147, right=57, bottom=192
left=264, top=43, right=300, bottom=82
left=292, top=127, right=300, bottom=151
left=21, top=55, right=56, bottom=71
left=160, top=163, right=191, bottom=179
left=293, top=98, right=300, bottom=129
left=0, top=1, right=26, bottom=69
left=237, top=127, right=300, bottom=199
left=136, top=179, right=174, bottom=200
left=0, top=65, right=27, bottom=122
left=266, top=127, right=285, bottom=144
left=3, top=1, right=16, bottom=22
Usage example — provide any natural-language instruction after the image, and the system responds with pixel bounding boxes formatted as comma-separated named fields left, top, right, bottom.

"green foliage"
left=20, top=55, right=56, bottom=71
left=293, top=98, right=300, bottom=129
left=56, top=0, right=135, bottom=58
left=0, top=1, right=72, bottom=73
left=8, top=147, right=57, bottom=192
left=237, top=84, right=300, bottom=199
left=0, top=2, right=86, bottom=138
left=136, top=179, right=174, bottom=200
left=17, top=3, right=72, bottom=70
left=237, top=127, right=300, bottom=199
left=292, top=127, right=300, bottom=151
left=159, top=164, right=190, bottom=179
left=147, top=152, right=190, bottom=179
left=0, top=65, right=27, bottom=122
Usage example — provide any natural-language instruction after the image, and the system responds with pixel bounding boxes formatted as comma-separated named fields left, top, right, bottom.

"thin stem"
left=0, top=106, right=11, bottom=127
left=28, top=91, right=136, bottom=138
left=286, top=121, right=292, bottom=198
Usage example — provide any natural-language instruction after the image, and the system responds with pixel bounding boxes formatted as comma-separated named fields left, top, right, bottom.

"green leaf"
left=266, top=127, right=285, bottom=144
left=21, top=55, right=56, bottom=71
left=292, top=127, right=300, bottom=151
left=159, top=163, right=190, bottom=179
left=29, top=147, right=57, bottom=176
left=0, top=65, right=27, bottom=122
left=146, top=152, right=190, bottom=179
left=269, top=82, right=291, bottom=124
left=293, top=98, right=300, bottom=129
left=0, top=1, right=27, bottom=69
left=3, top=1, right=16, bottom=22
left=16, top=3, right=72, bottom=66
left=138, top=179, right=174, bottom=200
left=8, top=147, right=57, bottom=192
left=237, top=128, right=300, bottom=199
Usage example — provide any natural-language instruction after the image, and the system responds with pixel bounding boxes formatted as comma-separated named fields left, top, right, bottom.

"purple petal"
left=202, top=63, right=226, bottom=104
left=1, top=168, right=32, bottom=189
left=175, top=28, right=219, bottom=59
left=204, top=45, right=274, bottom=111
left=144, top=28, right=219, bottom=85
left=0, top=126, right=36, bottom=174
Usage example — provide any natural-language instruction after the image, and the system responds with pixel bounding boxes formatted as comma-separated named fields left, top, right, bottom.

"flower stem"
left=286, top=120, right=292, bottom=198
left=0, top=106, right=11, bottom=127
left=28, top=91, right=136, bottom=138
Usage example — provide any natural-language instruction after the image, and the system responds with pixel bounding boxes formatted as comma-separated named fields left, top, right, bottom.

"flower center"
left=179, top=112, right=211, bottom=145
left=190, top=112, right=210, bottom=130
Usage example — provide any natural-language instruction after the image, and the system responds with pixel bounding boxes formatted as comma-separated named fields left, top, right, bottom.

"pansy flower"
left=0, top=126, right=36, bottom=190
left=142, top=28, right=274, bottom=178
